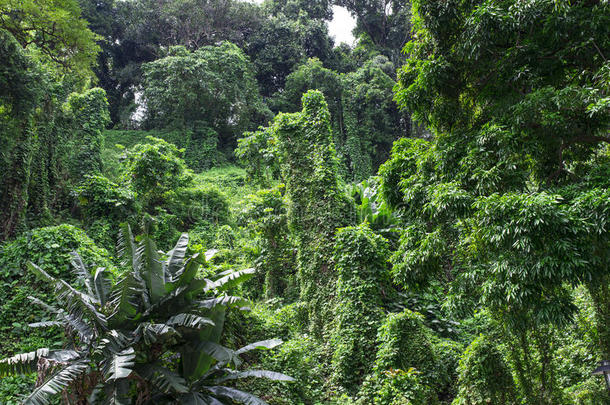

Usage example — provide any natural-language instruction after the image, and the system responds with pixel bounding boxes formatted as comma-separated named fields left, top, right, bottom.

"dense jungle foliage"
left=0, top=0, right=609, bottom=403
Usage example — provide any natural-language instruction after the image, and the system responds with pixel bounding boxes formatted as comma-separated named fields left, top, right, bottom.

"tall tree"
left=334, top=0, right=411, bottom=64
left=141, top=43, right=270, bottom=169
left=383, top=0, right=610, bottom=401
left=0, top=0, right=100, bottom=78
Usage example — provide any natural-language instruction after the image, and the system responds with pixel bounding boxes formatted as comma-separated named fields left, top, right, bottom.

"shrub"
left=452, top=335, right=518, bottom=405
left=122, top=136, right=191, bottom=207
left=0, top=225, right=113, bottom=356
left=0, top=230, right=292, bottom=404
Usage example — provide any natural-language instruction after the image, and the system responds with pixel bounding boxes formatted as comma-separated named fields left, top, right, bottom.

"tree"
left=383, top=0, right=610, bottom=400
left=122, top=136, right=191, bottom=208
left=246, top=13, right=334, bottom=97
left=334, top=0, right=411, bottom=64
left=272, top=90, right=354, bottom=334
left=0, top=230, right=293, bottom=404
left=0, top=0, right=100, bottom=78
left=141, top=42, right=270, bottom=168
left=341, top=56, right=406, bottom=180
left=65, top=88, right=110, bottom=179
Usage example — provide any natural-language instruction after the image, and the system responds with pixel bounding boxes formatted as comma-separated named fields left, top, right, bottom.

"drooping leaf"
left=102, top=347, right=135, bottom=381
left=215, top=369, right=294, bottom=383
left=205, top=386, right=267, bottom=405
left=166, top=313, right=215, bottom=330
left=235, top=339, right=283, bottom=355
left=0, top=349, right=49, bottom=377
left=24, top=360, right=89, bottom=405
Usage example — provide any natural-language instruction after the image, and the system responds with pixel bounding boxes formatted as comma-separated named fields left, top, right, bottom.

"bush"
left=363, top=368, right=437, bottom=405
left=452, top=335, right=518, bottom=405
left=122, top=136, right=191, bottom=207
left=0, top=225, right=113, bottom=355
left=255, top=334, right=329, bottom=405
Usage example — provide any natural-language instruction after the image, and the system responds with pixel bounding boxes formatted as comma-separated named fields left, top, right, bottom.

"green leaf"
left=166, top=313, right=215, bottom=330
left=24, top=360, right=89, bottom=405
left=0, top=348, right=49, bottom=377
left=166, top=233, right=189, bottom=281
left=102, top=347, right=135, bottom=381
left=205, top=386, right=267, bottom=405
left=215, top=369, right=294, bottom=383
left=235, top=339, right=282, bottom=355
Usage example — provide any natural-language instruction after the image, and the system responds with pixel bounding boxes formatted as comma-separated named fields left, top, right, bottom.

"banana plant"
left=0, top=226, right=293, bottom=404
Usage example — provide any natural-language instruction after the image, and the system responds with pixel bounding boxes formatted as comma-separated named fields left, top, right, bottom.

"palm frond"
left=24, top=360, right=89, bottom=405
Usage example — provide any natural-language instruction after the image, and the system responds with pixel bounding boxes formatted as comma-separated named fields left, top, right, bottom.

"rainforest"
left=0, top=0, right=609, bottom=404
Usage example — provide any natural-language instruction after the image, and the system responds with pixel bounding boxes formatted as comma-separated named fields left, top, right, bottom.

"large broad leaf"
left=24, top=360, right=89, bottom=405
left=207, top=268, right=255, bottom=292
left=196, top=296, right=250, bottom=310
left=147, top=365, right=189, bottom=394
left=108, top=273, right=142, bottom=326
left=28, top=296, right=94, bottom=342
left=103, top=377, right=131, bottom=405
left=134, top=323, right=178, bottom=345
left=205, top=386, right=267, bottom=405
left=180, top=392, right=224, bottom=405
left=117, top=223, right=139, bottom=271
left=69, top=251, right=94, bottom=297
left=235, top=339, right=283, bottom=355
left=93, top=267, right=112, bottom=306
left=138, top=235, right=166, bottom=303
left=215, top=370, right=294, bottom=383
left=28, top=262, right=107, bottom=331
left=102, top=347, right=135, bottom=381
left=0, top=348, right=49, bottom=377
left=194, top=342, right=240, bottom=368
left=165, top=233, right=189, bottom=282
left=166, top=313, right=215, bottom=330
left=176, top=254, right=202, bottom=287
left=181, top=307, right=226, bottom=380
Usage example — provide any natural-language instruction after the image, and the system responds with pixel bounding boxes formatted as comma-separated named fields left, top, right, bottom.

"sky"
left=328, top=5, right=356, bottom=46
